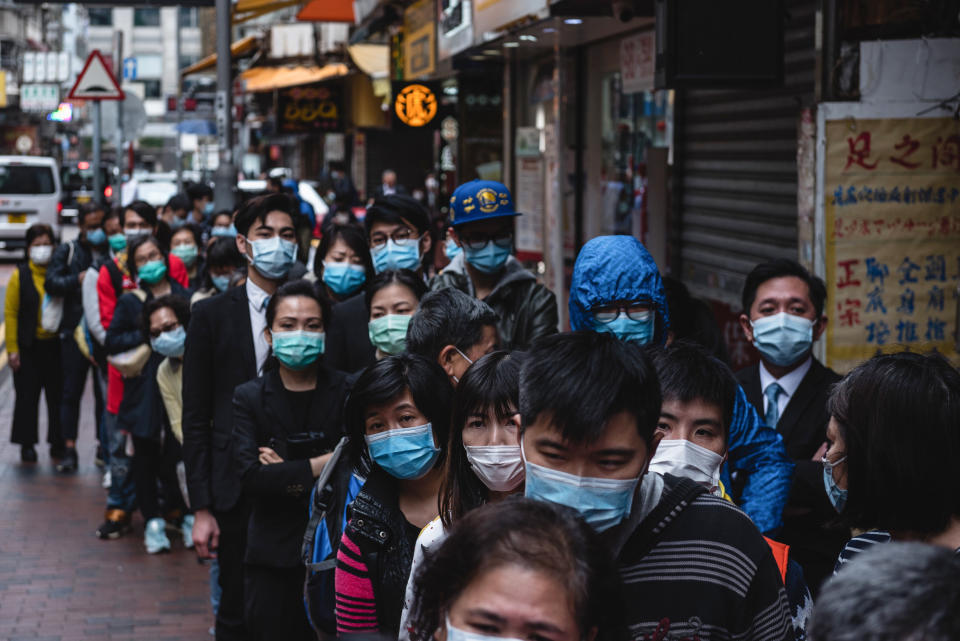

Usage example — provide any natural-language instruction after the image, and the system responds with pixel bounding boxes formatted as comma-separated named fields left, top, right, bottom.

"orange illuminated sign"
left=394, top=83, right=437, bottom=127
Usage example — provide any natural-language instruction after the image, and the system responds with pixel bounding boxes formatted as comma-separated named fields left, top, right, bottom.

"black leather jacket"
left=44, top=239, right=100, bottom=334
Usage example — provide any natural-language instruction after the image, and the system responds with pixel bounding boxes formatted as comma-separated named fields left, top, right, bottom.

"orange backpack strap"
left=763, top=537, right=790, bottom=584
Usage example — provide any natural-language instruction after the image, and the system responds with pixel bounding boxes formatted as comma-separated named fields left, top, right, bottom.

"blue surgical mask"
left=150, top=326, right=186, bottom=358
left=446, top=617, right=524, bottom=641
left=364, top=423, right=439, bottom=480
left=108, top=233, right=127, bottom=251
left=271, top=330, right=325, bottom=370
left=211, top=274, right=231, bottom=292
left=211, top=224, right=237, bottom=238
left=593, top=311, right=655, bottom=346
left=370, top=238, right=421, bottom=273
left=170, top=216, right=186, bottom=230
left=523, top=448, right=640, bottom=532
left=204, top=202, right=215, bottom=215
left=822, top=454, right=847, bottom=513
left=86, top=228, right=107, bottom=247
left=171, top=244, right=198, bottom=267
left=463, top=240, right=511, bottom=274
left=368, top=314, right=412, bottom=356
left=245, top=235, right=297, bottom=279
left=323, top=262, right=366, bottom=297
left=751, top=312, right=814, bottom=367
left=444, top=238, right=462, bottom=260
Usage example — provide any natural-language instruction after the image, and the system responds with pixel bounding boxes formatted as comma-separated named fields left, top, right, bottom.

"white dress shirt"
left=760, top=356, right=812, bottom=418
left=246, top=278, right=271, bottom=375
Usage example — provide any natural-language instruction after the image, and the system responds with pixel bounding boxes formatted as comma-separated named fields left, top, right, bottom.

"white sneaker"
left=101, top=470, right=112, bottom=489
left=145, top=517, right=172, bottom=554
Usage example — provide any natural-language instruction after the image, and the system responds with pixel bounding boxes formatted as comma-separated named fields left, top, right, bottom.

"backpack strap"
left=621, top=477, right=707, bottom=561
left=106, top=260, right=124, bottom=298
left=302, top=437, right=348, bottom=569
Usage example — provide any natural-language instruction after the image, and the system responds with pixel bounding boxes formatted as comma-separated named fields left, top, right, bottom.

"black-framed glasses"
left=370, top=227, right=417, bottom=248
left=592, top=302, right=653, bottom=324
left=459, top=231, right=513, bottom=251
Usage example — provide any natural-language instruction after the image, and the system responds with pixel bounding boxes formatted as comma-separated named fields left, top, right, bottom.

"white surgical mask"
left=446, top=617, right=525, bottom=641
left=464, top=444, right=524, bottom=491
left=29, top=245, right=53, bottom=265
left=648, top=439, right=725, bottom=495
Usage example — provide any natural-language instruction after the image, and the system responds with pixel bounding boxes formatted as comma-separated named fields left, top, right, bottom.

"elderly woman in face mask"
left=5, top=223, right=63, bottom=464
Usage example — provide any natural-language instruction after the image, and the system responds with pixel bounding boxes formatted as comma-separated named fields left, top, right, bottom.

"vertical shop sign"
left=403, top=0, right=436, bottom=79
left=824, top=117, right=960, bottom=372
left=515, top=156, right=544, bottom=256
left=620, top=31, right=655, bottom=94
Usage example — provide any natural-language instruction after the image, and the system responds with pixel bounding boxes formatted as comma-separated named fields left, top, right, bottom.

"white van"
left=0, top=156, right=62, bottom=251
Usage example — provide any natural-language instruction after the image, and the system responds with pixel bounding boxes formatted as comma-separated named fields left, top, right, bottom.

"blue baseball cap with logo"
left=449, top=180, right=522, bottom=226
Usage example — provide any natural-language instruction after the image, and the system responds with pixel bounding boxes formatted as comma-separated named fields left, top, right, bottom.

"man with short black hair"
left=737, top=258, right=845, bottom=593
left=182, top=192, right=305, bottom=640
left=434, top=180, right=557, bottom=350
left=325, top=194, right=433, bottom=373
left=186, top=183, right=214, bottom=225
left=406, top=288, right=499, bottom=385
left=519, top=331, right=793, bottom=640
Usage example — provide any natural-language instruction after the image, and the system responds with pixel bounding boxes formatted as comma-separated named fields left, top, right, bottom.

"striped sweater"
left=334, top=531, right=378, bottom=633
left=614, top=475, right=794, bottom=641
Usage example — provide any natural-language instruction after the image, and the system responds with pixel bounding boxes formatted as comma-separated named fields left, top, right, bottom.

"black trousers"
left=11, top=338, right=63, bottom=448
left=60, top=333, right=104, bottom=443
left=214, top=503, right=252, bottom=641
left=132, top=433, right=186, bottom=522
left=244, top=564, right=314, bottom=641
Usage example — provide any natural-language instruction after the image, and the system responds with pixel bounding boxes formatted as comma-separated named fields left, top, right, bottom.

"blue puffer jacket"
left=569, top=236, right=794, bottom=533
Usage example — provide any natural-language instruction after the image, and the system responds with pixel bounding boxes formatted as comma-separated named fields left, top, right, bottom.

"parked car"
left=0, top=156, right=62, bottom=251
left=60, top=160, right=113, bottom=224
left=124, top=173, right=179, bottom=208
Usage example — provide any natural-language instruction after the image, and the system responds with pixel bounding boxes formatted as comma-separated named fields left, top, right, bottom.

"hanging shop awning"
left=239, top=63, right=349, bottom=92
left=347, top=44, right=389, bottom=79
left=234, top=0, right=303, bottom=24
left=296, top=0, right=354, bottom=22
left=181, top=35, right=259, bottom=76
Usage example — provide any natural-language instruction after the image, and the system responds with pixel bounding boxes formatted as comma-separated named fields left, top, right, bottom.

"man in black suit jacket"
left=368, top=169, right=408, bottom=203
left=182, top=194, right=302, bottom=641
left=737, top=258, right=848, bottom=595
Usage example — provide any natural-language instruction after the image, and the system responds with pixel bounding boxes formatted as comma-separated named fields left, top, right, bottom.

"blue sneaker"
left=145, top=518, right=171, bottom=554
left=181, top=514, right=195, bottom=549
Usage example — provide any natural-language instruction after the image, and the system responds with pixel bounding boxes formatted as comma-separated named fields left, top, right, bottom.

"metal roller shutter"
left=676, top=0, right=816, bottom=307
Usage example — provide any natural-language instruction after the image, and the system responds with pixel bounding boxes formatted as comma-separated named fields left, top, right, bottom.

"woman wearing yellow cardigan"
left=4, top=223, right=64, bottom=463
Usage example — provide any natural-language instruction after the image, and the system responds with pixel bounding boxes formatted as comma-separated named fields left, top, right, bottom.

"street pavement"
left=0, top=258, right=214, bottom=640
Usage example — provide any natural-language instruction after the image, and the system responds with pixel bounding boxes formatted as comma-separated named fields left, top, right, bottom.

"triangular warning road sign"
left=68, top=50, right=124, bottom=101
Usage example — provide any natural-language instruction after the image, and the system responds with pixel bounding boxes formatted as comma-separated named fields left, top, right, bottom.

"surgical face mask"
left=464, top=444, right=524, bottom=492
left=822, top=454, right=847, bottom=513
left=323, top=262, right=366, bottom=297
left=370, top=237, right=421, bottom=273
left=444, top=237, right=462, bottom=261
left=245, top=235, right=297, bottom=279
left=204, top=202, right=215, bottom=215
left=463, top=241, right=511, bottom=274
left=108, top=233, right=127, bottom=251
left=137, top=259, right=168, bottom=285
left=365, top=423, right=439, bottom=480
left=86, top=227, right=107, bottom=247
left=125, top=228, right=151, bottom=245
left=522, top=445, right=640, bottom=532
left=648, top=440, right=724, bottom=495
left=593, top=311, right=655, bottom=346
left=446, top=617, right=525, bottom=641
left=29, top=245, right=53, bottom=265
left=211, top=274, right=231, bottom=292
left=171, top=244, right=198, bottom=267
left=271, top=330, right=324, bottom=370
left=151, top=326, right=186, bottom=358
left=170, top=216, right=186, bottom=230
left=211, top=224, right=237, bottom=238
left=750, top=312, right=814, bottom=367
left=368, top=314, right=411, bottom=356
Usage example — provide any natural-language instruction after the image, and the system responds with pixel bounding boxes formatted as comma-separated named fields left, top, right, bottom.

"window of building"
left=179, top=7, right=199, bottom=28
left=141, top=80, right=162, bottom=98
left=134, top=8, right=161, bottom=27
left=88, top=8, right=113, bottom=26
left=179, top=54, right=200, bottom=72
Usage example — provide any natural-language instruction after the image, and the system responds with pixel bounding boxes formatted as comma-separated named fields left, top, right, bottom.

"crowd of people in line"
left=4, top=173, right=959, bottom=641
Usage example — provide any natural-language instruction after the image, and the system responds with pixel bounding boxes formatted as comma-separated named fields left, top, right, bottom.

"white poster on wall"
left=515, top=156, right=544, bottom=254
left=620, top=31, right=655, bottom=94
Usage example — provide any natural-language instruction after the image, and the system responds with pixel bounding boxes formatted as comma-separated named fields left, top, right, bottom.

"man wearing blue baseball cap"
left=431, top=180, right=558, bottom=350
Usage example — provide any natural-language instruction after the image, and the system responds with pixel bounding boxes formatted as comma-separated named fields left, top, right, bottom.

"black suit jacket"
left=737, top=357, right=847, bottom=593
left=232, top=366, right=350, bottom=568
left=182, top=285, right=258, bottom=512
left=325, top=292, right=376, bottom=374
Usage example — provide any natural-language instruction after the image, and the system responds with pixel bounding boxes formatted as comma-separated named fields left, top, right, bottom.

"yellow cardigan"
left=4, top=261, right=57, bottom=354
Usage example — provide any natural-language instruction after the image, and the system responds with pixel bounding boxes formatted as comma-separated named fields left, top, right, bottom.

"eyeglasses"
left=592, top=302, right=652, bottom=324
left=458, top=232, right=513, bottom=251
left=370, top=227, right=418, bottom=248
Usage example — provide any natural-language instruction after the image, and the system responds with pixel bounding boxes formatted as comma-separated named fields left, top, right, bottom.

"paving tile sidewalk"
left=0, top=370, right=214, bottom=640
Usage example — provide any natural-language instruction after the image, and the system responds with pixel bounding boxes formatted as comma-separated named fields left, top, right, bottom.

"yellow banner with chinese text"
left=825, top=117, right=960, bottom=373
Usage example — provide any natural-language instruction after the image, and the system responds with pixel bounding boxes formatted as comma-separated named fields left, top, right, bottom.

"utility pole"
left=213, top=0, right=235, bottom=210
left=175, top=5, right=184, bottom=192
left=93, top=102, right=103, bottom=200
left=112, top=30, right=124, bottom=199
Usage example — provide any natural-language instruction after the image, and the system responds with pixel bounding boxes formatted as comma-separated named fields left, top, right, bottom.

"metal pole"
left=175, top=5, right=184, bottom=192
left=214, top=0, right=235, bottom=210
left=93, top=102, right=103, bottom=200
left=113, top=31, right=124, bottom=197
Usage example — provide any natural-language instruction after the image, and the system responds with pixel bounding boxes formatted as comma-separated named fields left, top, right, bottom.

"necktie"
left=764, top=382, right=783, bottom=428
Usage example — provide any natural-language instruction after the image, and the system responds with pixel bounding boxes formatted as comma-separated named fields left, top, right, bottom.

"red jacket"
left=99, top=252, right=188, bottom=414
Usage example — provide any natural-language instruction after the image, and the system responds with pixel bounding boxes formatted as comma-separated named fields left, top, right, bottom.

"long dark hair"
left=313, top=223, right=375, bottom=291
left=439, top=350, right=525, bottom=528
left=409, top=498, right=626, bottom=641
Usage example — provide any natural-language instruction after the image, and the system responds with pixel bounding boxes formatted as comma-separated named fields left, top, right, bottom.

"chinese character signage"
left=403, top=0, right=436, bottom=79
left=825, top=117, right=960, bottom=372
left=620, top=31, right=655, bottom=94
left=277, top=85, right=341, bottom=133
left=392, top=81, right=440, bottom=129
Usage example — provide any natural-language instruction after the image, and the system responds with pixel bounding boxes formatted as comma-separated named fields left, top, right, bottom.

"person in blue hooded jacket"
left=568, top=235, right=794, bottom=535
